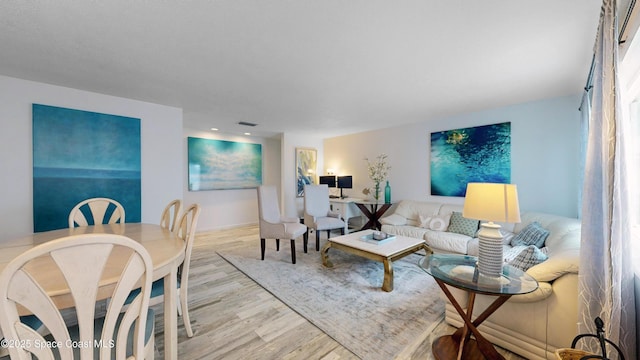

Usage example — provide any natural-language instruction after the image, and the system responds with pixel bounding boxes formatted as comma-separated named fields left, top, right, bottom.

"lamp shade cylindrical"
left=462, top=183, right=521, bottom=223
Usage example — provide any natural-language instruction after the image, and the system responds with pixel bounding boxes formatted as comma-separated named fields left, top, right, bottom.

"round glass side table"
left=419, top=254, right=538, bottom=360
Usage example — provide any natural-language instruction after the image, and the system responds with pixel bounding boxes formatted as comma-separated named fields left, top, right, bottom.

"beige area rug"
left=217, top=241, right=444, bottom=360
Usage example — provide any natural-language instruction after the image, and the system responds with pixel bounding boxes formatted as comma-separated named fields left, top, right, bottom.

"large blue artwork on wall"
left=430, top=122, right=511, bottom=197
left=33, top=104, right=141, bottom=232
left=187, top=137, right=262, bottom=191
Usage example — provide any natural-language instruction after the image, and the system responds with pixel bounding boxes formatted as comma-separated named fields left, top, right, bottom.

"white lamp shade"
left=462, top=183, right=521, bottom=223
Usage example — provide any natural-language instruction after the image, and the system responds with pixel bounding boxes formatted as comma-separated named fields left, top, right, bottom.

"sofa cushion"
left=380, top=214, right=407, bottom=226
left=394, top=200, right=441, bottom=224
left=447, top=212, right=479, bottom=237
left=509, top=245, right=548, bottom=271
left=380, top=224, right=429, bottom=240
left=511, top=221, right=549, bottom=248
left=419, top=213, right=451, bottom=231
left=425, top=230, right=472, bottom=254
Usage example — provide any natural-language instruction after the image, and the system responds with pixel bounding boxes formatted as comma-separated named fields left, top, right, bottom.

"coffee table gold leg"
left=321, top=242, right=333, bottom=268
left=382, top=258, right=393, bottom=292
left=422, top=243, right=433, bottom=256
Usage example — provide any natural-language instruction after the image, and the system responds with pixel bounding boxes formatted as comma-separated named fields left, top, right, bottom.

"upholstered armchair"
left=303, top=184, right=346, bottom=251
left=257, top=185, right=308, bottom=264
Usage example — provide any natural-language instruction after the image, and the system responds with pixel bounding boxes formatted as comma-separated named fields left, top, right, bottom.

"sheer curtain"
left=578, top=0, right=636, bottom=358
left=578, top=83, right=591, bottom=219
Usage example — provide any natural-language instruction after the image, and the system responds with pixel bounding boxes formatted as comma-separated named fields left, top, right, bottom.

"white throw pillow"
left=419, top=213, right=451, bottom=231
left=418, top=214, right=431, bottom=228
left=428, top=214, right=451, bottom=231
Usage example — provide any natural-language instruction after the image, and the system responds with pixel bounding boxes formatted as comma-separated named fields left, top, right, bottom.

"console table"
left=419, top=254, right=538, bottom=360
left=355, top=200, right=392, bottom=231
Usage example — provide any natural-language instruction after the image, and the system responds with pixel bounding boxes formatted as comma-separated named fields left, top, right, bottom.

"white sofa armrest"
left=526, top=249, right=579, bottom=282
left=508, top=282, right=553, bottom=303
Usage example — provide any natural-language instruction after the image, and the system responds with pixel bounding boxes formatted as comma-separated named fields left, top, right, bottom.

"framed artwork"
left=430, top=122, right=511, bottom=197
left=32, top=104, right=141, bottom=232
left=296, top=147, right=317, bottom=197
left=187, top=137, right=262, bottom=191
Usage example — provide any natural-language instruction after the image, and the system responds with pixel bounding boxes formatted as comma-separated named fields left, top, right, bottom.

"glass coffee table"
left=321, top=229, right=431, bottom=292
left=419, top=254, right=538, bottom=360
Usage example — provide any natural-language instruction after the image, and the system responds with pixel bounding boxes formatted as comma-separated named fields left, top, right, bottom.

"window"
left=620, top=20, right=640, bottom=273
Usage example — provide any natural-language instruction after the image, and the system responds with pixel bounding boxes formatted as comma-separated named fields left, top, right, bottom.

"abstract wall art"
left=187, top=137, right=262, bottom=191
left=32, top=104, right=141, bottom=232
left=430, top=122, right=511, bottom=197
left=296, top=147, right=317, bottom=197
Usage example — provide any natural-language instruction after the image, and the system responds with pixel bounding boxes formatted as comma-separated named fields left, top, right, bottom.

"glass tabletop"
left=419, top=254, right=538, bottom=295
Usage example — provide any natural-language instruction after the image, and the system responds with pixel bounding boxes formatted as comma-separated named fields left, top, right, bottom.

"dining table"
left=0, top=223, right=185, bottom=360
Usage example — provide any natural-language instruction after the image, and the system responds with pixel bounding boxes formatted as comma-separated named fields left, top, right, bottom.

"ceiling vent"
left=238, top=121, right=257, bottom=127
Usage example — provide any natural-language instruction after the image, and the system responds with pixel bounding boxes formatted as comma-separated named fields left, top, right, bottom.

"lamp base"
left=477, top=222, right=504, bottom=278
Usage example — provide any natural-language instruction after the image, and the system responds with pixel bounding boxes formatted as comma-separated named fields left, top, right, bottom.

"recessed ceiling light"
left=210, top=127, right=219, bottom=131
left=244, top=132, right=251, bottom=136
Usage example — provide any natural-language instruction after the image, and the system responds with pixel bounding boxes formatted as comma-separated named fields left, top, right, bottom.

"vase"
left=384, top=181, right=391, bottom=204
left=374, top=182, right=380, bottom=201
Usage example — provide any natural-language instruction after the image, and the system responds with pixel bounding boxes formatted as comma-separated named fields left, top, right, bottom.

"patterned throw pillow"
left=447, top=212, right=479, bottom=237
left=509, top=245, right=548, bottom=271
left=511, top=221, right=550, bottom=248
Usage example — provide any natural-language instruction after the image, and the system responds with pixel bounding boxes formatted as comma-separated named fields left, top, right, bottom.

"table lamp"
left=462, top=182, right=521, bottom=278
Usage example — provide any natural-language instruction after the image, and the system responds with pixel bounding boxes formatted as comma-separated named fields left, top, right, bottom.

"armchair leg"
left=260, top=238, right=266, bottom=260
left=290, top=239, right=296, bottom=264
left=303, top=233, right=308, bottom=253
left=276, top=239, right=280, bottom=251
left=341, top=228, right=345, bottom=235
left=316, top=230, right=321, bottom=251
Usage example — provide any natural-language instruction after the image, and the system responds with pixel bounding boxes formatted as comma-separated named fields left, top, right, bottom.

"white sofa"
left=380, top=200, right=581, bottom=360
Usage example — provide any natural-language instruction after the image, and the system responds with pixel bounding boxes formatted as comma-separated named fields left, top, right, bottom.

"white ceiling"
left=0, top=1, right=602, bottom=138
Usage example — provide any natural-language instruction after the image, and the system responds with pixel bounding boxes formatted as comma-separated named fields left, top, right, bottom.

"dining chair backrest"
left=175, top=204, right=201, bottom=286
left=160, top=199, right=182, bottom=232
left=0, top=233, right=153, bottom=360
left=68, top=197, right=125, bottom=228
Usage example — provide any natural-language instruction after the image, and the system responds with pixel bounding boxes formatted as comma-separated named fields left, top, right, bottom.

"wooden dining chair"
left=160, top=199, right=182, bottom=232
left=125, top=203, right=201, bottom=338
left=0, top=233, right=155, bottom=359
left=68, top=197, right=126, bottom=228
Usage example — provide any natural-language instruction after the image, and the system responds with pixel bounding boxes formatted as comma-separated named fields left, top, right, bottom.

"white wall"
left=0, top=75, right=183, bottom=242
left=324, top=95, right=582, bottom=218
left=182, top=129, right=282, bottom=231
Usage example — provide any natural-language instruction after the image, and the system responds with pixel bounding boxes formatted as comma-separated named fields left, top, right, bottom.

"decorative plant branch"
left=363, top=154, right=390, bottom=201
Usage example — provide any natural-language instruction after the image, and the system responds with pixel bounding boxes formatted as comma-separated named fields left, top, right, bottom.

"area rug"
left=217, top=241, right=444, bottom=360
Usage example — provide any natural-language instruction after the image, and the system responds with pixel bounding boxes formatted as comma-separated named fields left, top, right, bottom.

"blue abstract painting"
left=430, top=122, right=511, bottom=197
left=187, top=137, right=262, bottom=191
left=33, top=104, right=141, bottom=232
